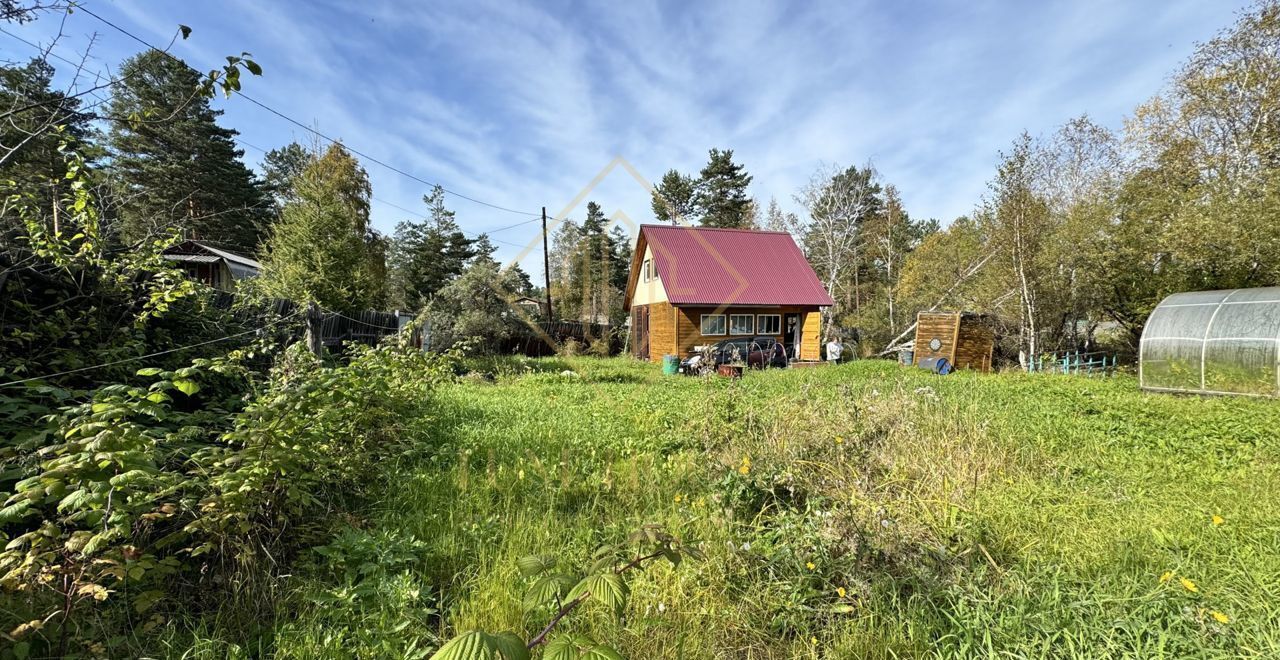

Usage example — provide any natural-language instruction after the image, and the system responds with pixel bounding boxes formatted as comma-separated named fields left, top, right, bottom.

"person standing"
left=826, top=336, right=843, bottom=365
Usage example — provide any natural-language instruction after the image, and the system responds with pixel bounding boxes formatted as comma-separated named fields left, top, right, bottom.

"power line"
left=72, top=5, right=542, bottom=217
left=0, top=309, right=303, bottom=388
left=233, top=137, right=535, bottom=249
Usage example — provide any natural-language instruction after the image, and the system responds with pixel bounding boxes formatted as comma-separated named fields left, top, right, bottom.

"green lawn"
left=252, top=358, right=1279, bottom=659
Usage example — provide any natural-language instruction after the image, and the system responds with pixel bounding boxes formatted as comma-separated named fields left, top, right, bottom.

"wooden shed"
left=912, top=311, right=994, bottom=372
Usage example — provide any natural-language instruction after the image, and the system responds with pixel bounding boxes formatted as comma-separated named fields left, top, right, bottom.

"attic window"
left=642, top=259, right=652, bottom=282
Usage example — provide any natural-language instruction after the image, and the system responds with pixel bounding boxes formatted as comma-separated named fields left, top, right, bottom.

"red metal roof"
left=637, top=224, right=834, bottom=307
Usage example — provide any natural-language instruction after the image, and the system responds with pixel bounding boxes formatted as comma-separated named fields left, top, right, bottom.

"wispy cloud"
left=7, top=0, right=1250, bottom=270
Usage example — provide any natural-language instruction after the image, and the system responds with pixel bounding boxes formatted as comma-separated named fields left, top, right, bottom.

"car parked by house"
left=680, top=336, right=788, bottom=374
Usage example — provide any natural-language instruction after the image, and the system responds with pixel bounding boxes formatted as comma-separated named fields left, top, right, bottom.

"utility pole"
left=542, top=206, right=553, bottom=321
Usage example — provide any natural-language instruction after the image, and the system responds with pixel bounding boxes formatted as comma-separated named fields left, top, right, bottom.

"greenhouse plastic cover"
left=1140, top=287, right=1280, bottom=397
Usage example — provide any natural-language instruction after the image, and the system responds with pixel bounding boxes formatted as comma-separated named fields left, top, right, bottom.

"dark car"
left=680, top=336, right=788, bottom=373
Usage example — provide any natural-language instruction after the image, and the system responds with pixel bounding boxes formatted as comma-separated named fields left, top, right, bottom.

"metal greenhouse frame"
left=1139, top=287, right=1280, bottom=397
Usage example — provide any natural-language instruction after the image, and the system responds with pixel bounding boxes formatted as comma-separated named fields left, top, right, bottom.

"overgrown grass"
left=219, top=358, right=1278, bottom=658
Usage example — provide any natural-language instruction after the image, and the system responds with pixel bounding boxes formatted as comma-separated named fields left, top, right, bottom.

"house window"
left=729, top=314, right=755, bottom=335
left=642, top=259, right=652, bottom=282
left=700, top=314, right=726, bottom=336
left=757, top=314, right=781, bottom=335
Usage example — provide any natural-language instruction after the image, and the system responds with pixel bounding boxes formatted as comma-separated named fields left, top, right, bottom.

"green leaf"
left=543, top=637, right=579, bottom=660
left=522, top=573, right=576, bottom=610
left=244, top=59, right=262, bottom=75
left=566, top=573, right=629, bottom=619
left=172, top=379, right=200, bottom=396
left=135, top=367, right=163, bottom=376
left=544, top=635, right=622, bottom=660
left=429, top=631, right=529, bottom=660
left=178, top=24, right=192, bottom=39
left=146, top=391, right=171, bottom=404
left=516, top=554, right=557, bottom=577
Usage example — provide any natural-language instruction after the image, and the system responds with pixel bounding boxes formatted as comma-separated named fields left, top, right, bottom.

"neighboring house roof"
left=163, top=240, right=261, bottom=279
left=626, top=224, right=835, bottom=308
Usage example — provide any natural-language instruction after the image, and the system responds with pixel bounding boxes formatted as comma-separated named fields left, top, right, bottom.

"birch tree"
left=791, top=162, right=882, bottom=325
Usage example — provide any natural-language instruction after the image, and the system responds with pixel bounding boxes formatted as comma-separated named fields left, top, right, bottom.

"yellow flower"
left=835, top=436, right=844, bottom=445
left=810, top=637, right=817, bottom=645
left=738, top=464, right=750, bottom=475
left=673, top=494, right=682, bottom=504
left=1211, top=514, right=1224, bottom=526
left=1159, top=571, right=1174, bottom=583
left=1210, top=610, right=1229, bottom=624
left=1179, top=577, right=1198, bottom=593
left=806, top=561, right=816, bottom=570
left=517, top=469, right=525, bottom=480
left=836, top=587, right=847, bottom=598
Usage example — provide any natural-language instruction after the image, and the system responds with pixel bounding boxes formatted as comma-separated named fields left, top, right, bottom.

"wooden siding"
left=953, top=318, right=994, bottom=372
left=913, top=312, right=993, bottom=373
left=645, top=301, right=677, bottom=363
left=914, top=312, right=960, bottom=364
left=673, top=305, right=822, bottom=360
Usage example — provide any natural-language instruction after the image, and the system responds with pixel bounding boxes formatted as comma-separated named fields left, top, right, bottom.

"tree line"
left=645, top=3, right=1280, bottom=364
left=1, top=48, right=536, bottom=319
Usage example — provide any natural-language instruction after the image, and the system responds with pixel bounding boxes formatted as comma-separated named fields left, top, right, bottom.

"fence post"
left=305, top=301, right=324, bottom=357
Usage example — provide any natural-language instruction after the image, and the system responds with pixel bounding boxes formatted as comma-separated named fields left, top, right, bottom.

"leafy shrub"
left=0, top=337, right=456, bottom=656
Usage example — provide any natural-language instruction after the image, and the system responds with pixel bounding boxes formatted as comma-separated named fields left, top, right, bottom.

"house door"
left=632, top=306, right=650, bottom=360
left=783, top=313, right=800, bottom=360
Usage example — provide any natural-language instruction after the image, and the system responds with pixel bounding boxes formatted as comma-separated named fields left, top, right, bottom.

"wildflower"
left=1160, top=571, right=1174, bottom=583
left=738, top=456, right=751, bottom=475
left=810, top=637, right=818, bottom=645
left=835, top=436, right=844, bottom=445
left=673, top=493, right=683, bottom=504
left=517, top=469, right=525, bottom=480
left=806, top=561, right=816, bottom=570
left=1211, top=514, right=1224, bottom=526
left=837, top=587, right=847, bottom=598
left=1179, top=577, right=1198, bottom=593
left=1209, top=610, right=1229, bottom=624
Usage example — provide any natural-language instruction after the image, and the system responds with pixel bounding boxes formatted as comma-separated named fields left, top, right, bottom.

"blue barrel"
left=918, top=357, right=952, bottom=375
left=662, top=354, right=679, bottom=375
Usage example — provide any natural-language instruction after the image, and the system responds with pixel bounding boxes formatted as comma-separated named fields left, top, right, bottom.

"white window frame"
left=642, top=259, right=652, bottom=282
left=729, top=314, right=755, bottom=335
left=700, top=314, right=726, bottom=336
left=757, top=314, right=781, bottom=335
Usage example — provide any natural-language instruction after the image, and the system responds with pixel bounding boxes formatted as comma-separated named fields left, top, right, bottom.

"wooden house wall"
left=644, top=301, right=676, bottom=362
left=672, top=305, right=821, bottom=361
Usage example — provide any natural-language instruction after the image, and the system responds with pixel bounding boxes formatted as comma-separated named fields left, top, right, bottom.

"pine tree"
left=261, top=141, right=313, bottom=209
left=650, top=169, right=698, bottom=224
left=106, top=51, right=269, bottom=252
left=388, top=185, right=476, bottom=310
left=258, top=144, right=379, bottom=312
left=695, top=148, right=754, bottom=228
left=1, top=58, right=98, bottom=238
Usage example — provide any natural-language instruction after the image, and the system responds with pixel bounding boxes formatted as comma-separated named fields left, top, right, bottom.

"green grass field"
left=230, top=358, right=1278, bottom=659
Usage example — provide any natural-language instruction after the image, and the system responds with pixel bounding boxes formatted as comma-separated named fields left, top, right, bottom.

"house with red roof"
left=623, top=224, right=834, bottom=363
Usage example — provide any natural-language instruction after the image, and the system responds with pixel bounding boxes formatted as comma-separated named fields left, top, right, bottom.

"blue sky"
left=5, top=0, right=1252, bottom=272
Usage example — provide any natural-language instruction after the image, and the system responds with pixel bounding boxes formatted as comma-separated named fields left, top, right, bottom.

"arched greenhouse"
left=1139, top=287, right=1280, bottom=397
